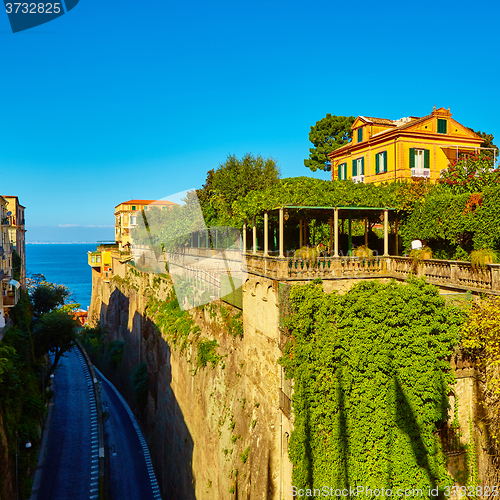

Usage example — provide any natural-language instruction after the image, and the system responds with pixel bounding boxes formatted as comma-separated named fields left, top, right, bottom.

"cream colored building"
left=0, top=196, right=22, bottom=327
left=115, top=199, right=177, bottom=251
left=4, top=196, right=26, bottom=288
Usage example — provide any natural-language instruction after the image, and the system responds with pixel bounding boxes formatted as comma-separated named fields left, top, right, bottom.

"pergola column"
left=383, top=209, right=389, bottom=256
left=334, top=208, right=339, bottom=257
left=252, top=216, right=257, bottom=255
left=242, top=222, right=247, bottom=253
left=279, top=208, right=284, bottom=258
left=264, top=212, right=269, bottom=256
left=364, top=218, right=368, bottom=247
left=329, top=217, right=333, bottom=254
left=348, top=215, right=352, bottom=256
left=394, top=217, right=399, bottom=256
left=299, top=220, right=303, bottom=248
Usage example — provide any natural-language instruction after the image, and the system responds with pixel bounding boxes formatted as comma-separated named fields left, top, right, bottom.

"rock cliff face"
left=0, top=412, right=15, bottom=500
left=88, top=261, right=293, bottom=500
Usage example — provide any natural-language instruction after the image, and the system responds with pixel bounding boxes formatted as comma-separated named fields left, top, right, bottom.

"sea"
left=25, top=244, right=96, bottom=310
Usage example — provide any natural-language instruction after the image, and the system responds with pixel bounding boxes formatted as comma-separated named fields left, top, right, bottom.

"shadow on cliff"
left=96, top=286, right=197, bottom=500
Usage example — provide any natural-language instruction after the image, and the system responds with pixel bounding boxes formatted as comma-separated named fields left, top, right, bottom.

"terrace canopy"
left=243, top=205, right=399, bottom=258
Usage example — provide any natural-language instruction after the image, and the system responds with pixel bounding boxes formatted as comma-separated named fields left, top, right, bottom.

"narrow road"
left=37, top=348, right=93, bottom=500
left=97, top=369, right=161, bottom=500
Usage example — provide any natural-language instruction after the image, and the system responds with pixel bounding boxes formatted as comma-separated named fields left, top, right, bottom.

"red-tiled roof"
left=362, top=116, right=396, bottom=126
left=115, top=199, right=177, bottom=208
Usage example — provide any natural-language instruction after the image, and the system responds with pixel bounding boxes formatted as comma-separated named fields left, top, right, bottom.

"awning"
left=9, top=279, right=21, bottom=289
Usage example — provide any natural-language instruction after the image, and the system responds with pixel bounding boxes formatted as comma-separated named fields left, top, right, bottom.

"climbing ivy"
left=279, top=278, right=464, bottom=497
left=147, top=292, right=200, bottom=353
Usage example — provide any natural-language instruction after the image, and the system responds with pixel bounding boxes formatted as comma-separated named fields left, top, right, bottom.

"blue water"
left=25, top=244, right=95, bottom=309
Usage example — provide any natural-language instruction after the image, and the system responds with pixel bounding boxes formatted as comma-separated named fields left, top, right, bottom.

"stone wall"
left=89, top=262, right=293, bottom=499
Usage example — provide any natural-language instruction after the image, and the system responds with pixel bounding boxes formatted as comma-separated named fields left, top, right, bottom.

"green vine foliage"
left=402, top=186, right=500, bottom=252
left=279, top=278, right=465, bottom=497
left=147, top=293, right=200, bottom=352
left=131, top=362, right=148, bottom=408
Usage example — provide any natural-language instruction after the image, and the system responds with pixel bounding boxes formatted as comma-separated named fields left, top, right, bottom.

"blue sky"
left=1, top=0, right=499, bottom=241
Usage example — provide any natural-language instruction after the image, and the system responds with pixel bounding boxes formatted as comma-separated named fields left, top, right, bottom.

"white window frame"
left=355, top=158, right=364, bottom=175
left=377, top=152, right=387, bottom=173
left=415, top=149, right=425, bottom=170
left=338, top=163, right=347, bottom=180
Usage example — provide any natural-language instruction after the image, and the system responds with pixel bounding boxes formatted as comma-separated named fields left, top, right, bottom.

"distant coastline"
left=26, top=241, right=100, bottom=245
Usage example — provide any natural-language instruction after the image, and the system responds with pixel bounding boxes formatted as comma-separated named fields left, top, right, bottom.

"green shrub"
left=195, top=339, right=221, bottom=372
left=470, top=248, right=498, bottom=270
left=240, top=446, right=250, bottom=464
left=106, top=340, right=125, bottom=369
left=131, top=362, right=148, bottom=408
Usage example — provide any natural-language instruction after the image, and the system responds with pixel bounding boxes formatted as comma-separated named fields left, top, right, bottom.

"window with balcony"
left=352, top=157, right=365, bottom=183
left=409, top=148, right=430, bottom=177
left=375, top=151, right=388, bottom=174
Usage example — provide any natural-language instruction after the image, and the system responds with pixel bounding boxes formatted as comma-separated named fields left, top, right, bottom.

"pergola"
left=243, top=205, right=399, bottom=258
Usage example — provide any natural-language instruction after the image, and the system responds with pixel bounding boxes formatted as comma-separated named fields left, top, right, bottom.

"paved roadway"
left=37, top=348, right=93, bottom=500
left=97, top=369, right=160, bottom=500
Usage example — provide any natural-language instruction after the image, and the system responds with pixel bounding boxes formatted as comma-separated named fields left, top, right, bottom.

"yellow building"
left=329, top=107, right=485, bottom=184
left=114, top=199, right=177, bottom=251
left=0, top=196, right=23, bottom=327
left=88, top=243, right=116, bottom=283
left=4, top=196, right=26, bottom=288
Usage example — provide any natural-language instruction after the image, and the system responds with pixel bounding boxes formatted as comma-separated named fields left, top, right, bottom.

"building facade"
left=4, top=196, right=26, bottom=288
left=114, top=199, right=177, bottom=251
left=0, top=196, right=24, bottom=327
left=329, top=107, right=485, bottom=184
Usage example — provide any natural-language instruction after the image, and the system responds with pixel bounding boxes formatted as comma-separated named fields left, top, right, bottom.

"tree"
left=304, top=114, right=355, bottom=172
left=31, top=284, right=70, bottom=317
left=33, top=310, right=78, bottom=381
left=27, top=273, right=71, bottom=317
left=468, top=128, right=499, bottom=157
left=438, top=151, right=500, bottom=194
left=197, top=153, right=280, bottom=225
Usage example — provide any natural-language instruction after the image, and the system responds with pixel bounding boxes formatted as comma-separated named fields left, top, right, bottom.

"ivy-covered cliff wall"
left=87, top=262, right=292, bottom=499
left=87, top=258, right=498, bottom=499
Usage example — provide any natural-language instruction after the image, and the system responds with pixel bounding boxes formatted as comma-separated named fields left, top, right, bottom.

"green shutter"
left=352, top=159, right=357, bottom=177
left=409, top=148, right=415, bottom=169
left=343, top=164, right=347, bottom=180
left=375, top=153, right=379, bottom=174
left=338, top=164, right=341, bottom=180
left=361, top=157, right=365, bottom=175
left=358, top=128, right=363, bottom=143
left=438, top=119, right=447, bottom=134
left=424, top=149, right=430, bottom=169
left=383, top=151, right=388, bottom=172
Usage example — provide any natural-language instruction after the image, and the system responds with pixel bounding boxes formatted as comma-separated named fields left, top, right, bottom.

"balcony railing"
left=244, top=253, right=500, bottom=294
left=352, top=175, right=365, bottom=184
left=411, top=168, right=430, bottom=178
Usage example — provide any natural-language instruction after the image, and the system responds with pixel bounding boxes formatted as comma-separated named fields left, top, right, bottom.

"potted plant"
left=409, top=246, right=432, bottom=272
left=470, top=248, right=498, bottom=271
left=352, top=245, right=374, bottom=260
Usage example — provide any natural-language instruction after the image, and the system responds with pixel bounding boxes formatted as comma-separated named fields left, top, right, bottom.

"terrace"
left=242, top=205, right=500, bottom=295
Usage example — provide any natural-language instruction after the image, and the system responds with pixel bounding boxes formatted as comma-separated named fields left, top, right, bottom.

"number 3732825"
left=444, top=486, right=498, bottom=496
left=5, top=3, right=62, bottom=14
